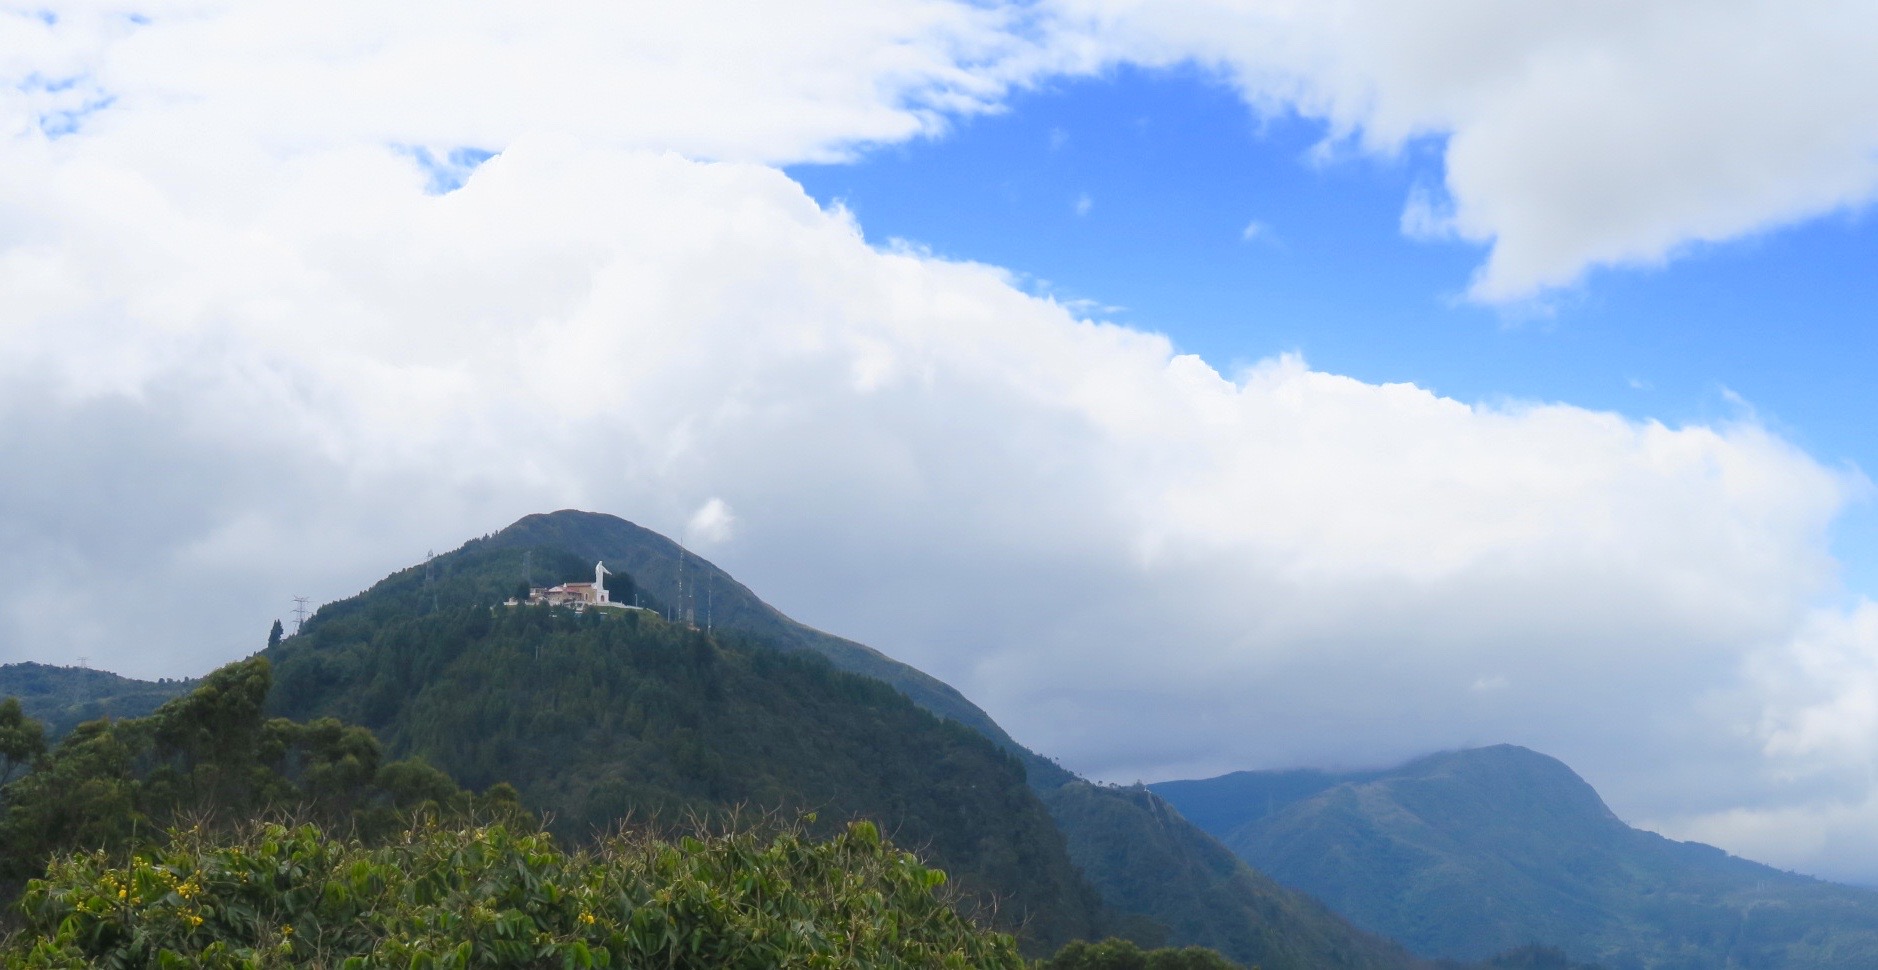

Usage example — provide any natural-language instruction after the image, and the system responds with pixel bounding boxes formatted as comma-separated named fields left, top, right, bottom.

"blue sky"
left=794, top=64, right=1878, bottom=591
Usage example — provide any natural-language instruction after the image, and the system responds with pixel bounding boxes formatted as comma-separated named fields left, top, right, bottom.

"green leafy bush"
left=3, top=818, right=1022, bottom=969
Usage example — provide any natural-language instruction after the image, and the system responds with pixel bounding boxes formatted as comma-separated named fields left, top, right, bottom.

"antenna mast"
left=677, top=545, right=692, bottom=627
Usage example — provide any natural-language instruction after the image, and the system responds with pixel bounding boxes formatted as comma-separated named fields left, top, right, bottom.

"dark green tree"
left=266, top=619, right=284, bottom=649
left=0, top=698, right=45, bottom=788
left=0, top=658, right=507, bottom=886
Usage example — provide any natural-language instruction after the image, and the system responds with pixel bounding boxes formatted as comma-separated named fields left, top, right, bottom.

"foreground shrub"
left=2, top=817, right=1022, bottom=969
left=1036, top=937, right=1241, bottom=970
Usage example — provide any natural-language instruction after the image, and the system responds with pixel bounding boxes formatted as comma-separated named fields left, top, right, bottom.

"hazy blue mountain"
left=1151, top=766, right=1387, bottom=836
left=1041, top=780, right=1418, bottom=970
left=1154, top=745, right=1878, bottom=969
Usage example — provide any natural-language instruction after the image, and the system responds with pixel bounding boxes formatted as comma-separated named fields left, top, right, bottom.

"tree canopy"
left=2, top=818, right=1022, bottom=970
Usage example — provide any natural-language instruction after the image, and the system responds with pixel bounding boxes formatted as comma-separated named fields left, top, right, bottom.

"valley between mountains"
left=7, top=509, right=1878, bottom=969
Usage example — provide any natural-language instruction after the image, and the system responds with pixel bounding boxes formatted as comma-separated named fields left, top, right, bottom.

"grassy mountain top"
left=1156, top=745, right=1878, bottom=969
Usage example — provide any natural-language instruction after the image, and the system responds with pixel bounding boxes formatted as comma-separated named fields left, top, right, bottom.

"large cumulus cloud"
left=3, top=0, right=1878, bottom=881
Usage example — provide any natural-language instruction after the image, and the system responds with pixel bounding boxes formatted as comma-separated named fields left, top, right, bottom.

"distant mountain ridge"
left=1153, top=745, right=1878, bottom=969
left=0, top=662, right=191, bottom=735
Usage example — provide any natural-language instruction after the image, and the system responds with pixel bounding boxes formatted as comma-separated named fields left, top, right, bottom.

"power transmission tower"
left=292, top=596, right=311, bottom=634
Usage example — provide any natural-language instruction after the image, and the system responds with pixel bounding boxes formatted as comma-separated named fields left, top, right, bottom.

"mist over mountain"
left=1154, top=745, right=1878, bottom=968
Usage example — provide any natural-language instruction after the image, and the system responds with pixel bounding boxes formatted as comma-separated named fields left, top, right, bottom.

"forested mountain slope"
left=266, top=509, right=1421, bottom=968
left=1155, top=745, right=1878, bottom=969
left=2, top=509, right=1422, bottom=968
left=480, top=510, right=1058, bottom=777
left=261, top=550, right=1105, bottom=952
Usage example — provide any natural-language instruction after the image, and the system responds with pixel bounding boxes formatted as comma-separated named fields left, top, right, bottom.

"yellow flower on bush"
left=577, top=910, right=596, bottom=926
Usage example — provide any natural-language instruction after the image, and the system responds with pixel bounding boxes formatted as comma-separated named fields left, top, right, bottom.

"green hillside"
left=261, top=509, right=1423, bottom=968
left=479, top=510, right=1065, bottom=781
left=0, top=662, right=191, bottom=736
left=1155, top=745, right=1878, bottom=969
left=0, top=509, right=1432, bottom=968
left=260, top=544, right=1105, bottom=953
left=477, top=511, right=1439, bottom=967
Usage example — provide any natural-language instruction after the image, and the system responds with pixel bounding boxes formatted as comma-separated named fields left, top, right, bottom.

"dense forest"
left=330, top=512, right=1427, bottom=969
left=0, top=659, right=506, bottom=893
left=0, top=661, right=1041, bottom=968
left=259, top=541, right=1108, bottom=953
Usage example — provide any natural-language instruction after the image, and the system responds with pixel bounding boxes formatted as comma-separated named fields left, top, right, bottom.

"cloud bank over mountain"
left=4, top=1, right=1878, bottom=880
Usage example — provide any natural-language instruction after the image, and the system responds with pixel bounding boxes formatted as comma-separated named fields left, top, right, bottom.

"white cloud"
left=0, top=125, right=1864, bottom=871
left=1648, top=601, right=1878, bottom=880
left=1042, top=0, right=1878, bottom=299
left=2, top=0, right=1878, bottom=883
left=686, top=498, right=737, bottom=549
left=1074, top=192, right=1093, bottom=216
